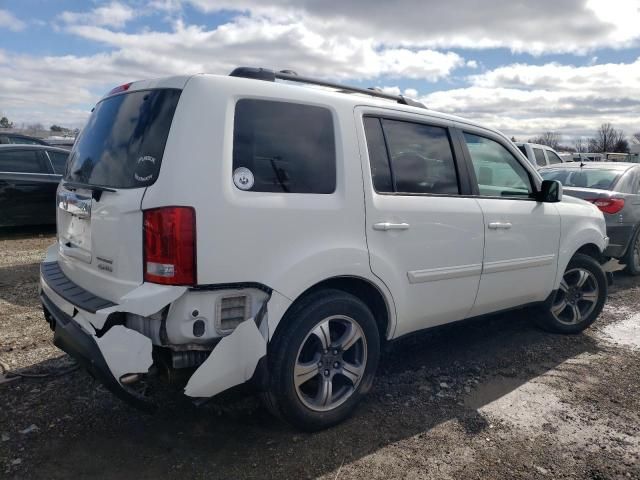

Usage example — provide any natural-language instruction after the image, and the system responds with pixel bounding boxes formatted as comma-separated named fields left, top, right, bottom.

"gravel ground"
left=0, top=227, right=639, bottom=479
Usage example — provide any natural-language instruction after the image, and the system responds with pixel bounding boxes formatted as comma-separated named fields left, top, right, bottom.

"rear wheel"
left=623, top=228, right=640, bottom=276
left=537, top=253, right=607, bottom=334
left=263, top=289, right=380, bottom=431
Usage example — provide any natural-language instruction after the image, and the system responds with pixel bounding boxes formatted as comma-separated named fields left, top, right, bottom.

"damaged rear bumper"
left=41, top=290, right=156, bottom=411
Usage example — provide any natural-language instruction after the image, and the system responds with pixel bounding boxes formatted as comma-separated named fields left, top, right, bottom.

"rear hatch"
left=56, top=85, right=182, bottom=303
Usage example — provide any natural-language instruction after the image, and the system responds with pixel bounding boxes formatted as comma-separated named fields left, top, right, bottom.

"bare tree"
left=574, top=137, right=588, bottom=153
left=588, top=123, right=629, bottom=153
left=529, top=131, right=561, bottom=150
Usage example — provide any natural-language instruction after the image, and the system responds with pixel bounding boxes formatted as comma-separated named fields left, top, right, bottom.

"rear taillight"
left=588, top=198, right=625, bottom=214
left=143, top=207, right=196, bottom=285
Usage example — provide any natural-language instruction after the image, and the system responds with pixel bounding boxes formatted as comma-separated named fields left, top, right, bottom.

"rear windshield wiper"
left=62, top=181, right=116, bottom=201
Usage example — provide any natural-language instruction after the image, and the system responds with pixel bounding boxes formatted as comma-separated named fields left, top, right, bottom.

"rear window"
left=540, top=169, right=621, bottom=190
left=65, top=89, right=181, bottom=188
left=233, top=99, right=336, bottom=193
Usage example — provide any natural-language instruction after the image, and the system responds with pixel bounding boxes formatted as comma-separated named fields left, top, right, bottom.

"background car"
left=540, top=162, right=640, bottom=275
left=515, top=142, right=566, bottom=168
left=0, top=144, right=68, bottom=227
left=0, top=133, right=49, bottom=146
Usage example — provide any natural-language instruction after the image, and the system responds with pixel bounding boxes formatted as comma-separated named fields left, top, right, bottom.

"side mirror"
left=536, top=179, right=563, bottom=203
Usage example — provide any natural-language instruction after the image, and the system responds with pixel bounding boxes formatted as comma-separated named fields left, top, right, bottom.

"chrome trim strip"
left=407, top=263, right=482, bottom=284
left=482, top=254, right=555, bottom=274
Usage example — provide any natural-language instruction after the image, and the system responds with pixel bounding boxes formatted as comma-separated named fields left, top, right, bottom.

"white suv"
left=515, top=142, right=566, bottom=168
left=40, top=67, right=609, bottom=430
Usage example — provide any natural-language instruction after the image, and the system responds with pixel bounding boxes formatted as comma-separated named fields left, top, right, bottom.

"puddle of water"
left=600, top=313, right=640, bottom=350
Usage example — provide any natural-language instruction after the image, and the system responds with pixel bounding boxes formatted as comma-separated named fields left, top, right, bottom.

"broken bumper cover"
left=41, top=290, right=155, bottom=412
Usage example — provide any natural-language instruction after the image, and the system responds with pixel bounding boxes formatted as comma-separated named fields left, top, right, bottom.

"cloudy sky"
left=1, top=0, right=639, bottom=143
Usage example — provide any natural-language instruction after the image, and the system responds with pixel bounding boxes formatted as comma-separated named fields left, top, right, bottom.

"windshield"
left=540, top=168, right=621, bottom=190
left=65, top=89, right=181, bottom=188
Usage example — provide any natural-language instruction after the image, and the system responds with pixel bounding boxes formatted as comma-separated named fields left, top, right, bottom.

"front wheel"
left=263, top=289, right=380, bottom=431
left=537, top=253, right=607, bottom=334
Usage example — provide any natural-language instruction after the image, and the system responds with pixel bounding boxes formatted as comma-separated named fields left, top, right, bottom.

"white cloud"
left=0, top=9, right=26, bottom=31
left=59, top=2, right=136, bottom=29
left=422, top=59, right=640, bottom=140
left=184, top=0, right=640, bottom=55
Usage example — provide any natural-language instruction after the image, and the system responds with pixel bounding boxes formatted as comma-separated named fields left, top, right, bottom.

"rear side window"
left=0, top=150, right=45, bottom=173
left=363, top=117, right=393, bottom=192
left=365, top=118, right=459, bottom=195
left=66, top=89, right=181, bottom=188
left=533, top=148, right=547, bottom=167
left=233, top=99, right=336, bottom=193
left=547, top=151, right=563, bottom=164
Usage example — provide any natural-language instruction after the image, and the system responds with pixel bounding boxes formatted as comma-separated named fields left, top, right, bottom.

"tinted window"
left=517, top=145, right=528, bottom=157
left=379, top=119, right=459, bottom=194
left=0, top=150, right=44, bottom=173
left=233, top=99, right=336, bottom=193
left=363, top=117, right=393, bottom=192
left=66, top=89, right=181, bottom=188
left=533, top=148, right=547, bottom=167
left=540, top=168, right=622, bottom=190
left=48, top=150, right=69, bottom=174
left=547, top=151, right=563, bottom=164
left=464, top=133, right=533, bottom=197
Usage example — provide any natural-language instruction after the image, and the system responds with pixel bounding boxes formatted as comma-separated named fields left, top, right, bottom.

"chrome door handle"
left=373, top=222, right=410, bottom=231
left=488, top=222, right=512, bottom=230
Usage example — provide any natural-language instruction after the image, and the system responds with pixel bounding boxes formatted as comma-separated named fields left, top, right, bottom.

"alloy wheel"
left=551, top=267, right=599, bottom=325
left=293, top=315, right=367, bottom=412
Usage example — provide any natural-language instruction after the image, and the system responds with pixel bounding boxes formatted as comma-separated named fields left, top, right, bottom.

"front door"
left=358, top=112, right=484, bottom=338
left=460, top=131, right=561, bottom=317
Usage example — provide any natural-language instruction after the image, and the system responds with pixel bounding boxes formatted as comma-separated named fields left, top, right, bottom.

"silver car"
left=540, top=162, right=640, bottom=275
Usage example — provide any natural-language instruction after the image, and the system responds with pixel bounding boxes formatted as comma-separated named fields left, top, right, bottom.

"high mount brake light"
left=588, top=198, right=625, bottom=215
left=143, top=207, right=197, bottom=285
left=107, top=82, right=132, bottom=95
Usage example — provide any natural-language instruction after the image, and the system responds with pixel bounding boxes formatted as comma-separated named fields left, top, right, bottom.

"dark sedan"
left=540, top=162, right=640, bottom=275
left=0, top=144, right=69, bottom=227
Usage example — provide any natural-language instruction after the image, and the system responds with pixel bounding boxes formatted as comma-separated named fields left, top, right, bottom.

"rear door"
left=458, top=129, right=560, bottom=316
left=358, top=110, right=484, bottom=337
left=56, top=87, right=182, bottom=302
left=0, top=149, right=58, bottom=226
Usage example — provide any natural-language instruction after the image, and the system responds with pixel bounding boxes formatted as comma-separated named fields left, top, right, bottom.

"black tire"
left=263, top=289, right=380, bottom=431
left=623, top=227, right=640, bottom=276
left=536, top=253, right=607, bottom=334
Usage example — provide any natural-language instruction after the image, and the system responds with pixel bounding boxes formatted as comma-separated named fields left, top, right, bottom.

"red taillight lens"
left=143, top=207, right=196, bottom=285
left=588, top=198, right=625, bottom=214
left=107, top=82, right=132, bottom=95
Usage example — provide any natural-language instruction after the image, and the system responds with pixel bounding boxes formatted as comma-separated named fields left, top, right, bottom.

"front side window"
left=233, top=99, right=336, bottom=193
left=0, top=150, right=44, bottom=173
left=464, top=133, right=533, bottom=197
left=533, top=148, right=547, bottom=167
left=373, top=119, right=459, bottom=194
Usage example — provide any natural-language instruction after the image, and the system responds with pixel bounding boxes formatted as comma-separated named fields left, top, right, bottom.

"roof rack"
left=229, top=67, right=427, bottom=109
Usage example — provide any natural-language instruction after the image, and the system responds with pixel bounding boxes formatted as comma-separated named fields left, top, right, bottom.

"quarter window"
left=0, top=150, right=44, bottom=173
left=48, top=150, right=69, bottom=174
left=464, top=133, right=533, bottom=198
left=364, top=118, right=459, bottom=195
left=233, top=99, right=336, bottom=193
left=363, top=117, right=393, bottom=193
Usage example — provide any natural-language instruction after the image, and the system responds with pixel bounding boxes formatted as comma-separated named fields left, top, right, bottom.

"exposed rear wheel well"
left=575, top=243, right=604, bottom=263
left=275, top=277, right=391, bottom=342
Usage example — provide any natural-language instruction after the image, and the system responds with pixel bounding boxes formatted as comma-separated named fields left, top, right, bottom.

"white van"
left=41, top=67, right=609, bottom=430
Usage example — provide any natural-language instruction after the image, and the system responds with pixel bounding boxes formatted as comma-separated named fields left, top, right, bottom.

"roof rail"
left=229, top=67, right=427, bottom=109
